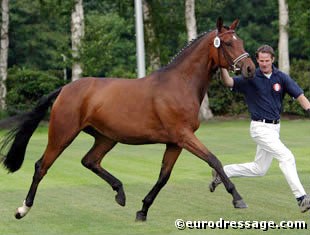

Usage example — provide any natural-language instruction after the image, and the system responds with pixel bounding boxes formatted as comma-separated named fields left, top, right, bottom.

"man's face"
left=256, top=52, right=274, bottom=74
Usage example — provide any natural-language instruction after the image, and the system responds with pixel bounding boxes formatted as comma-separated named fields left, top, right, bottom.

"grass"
left=0, top=119, right=309, bottom=235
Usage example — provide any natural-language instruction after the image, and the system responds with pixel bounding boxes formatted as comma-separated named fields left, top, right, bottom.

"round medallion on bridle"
left=213, top=36, right=221, bottom=48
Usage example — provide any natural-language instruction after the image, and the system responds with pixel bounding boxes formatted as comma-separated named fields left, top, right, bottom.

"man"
left=209, top=45, right=310, bottom=213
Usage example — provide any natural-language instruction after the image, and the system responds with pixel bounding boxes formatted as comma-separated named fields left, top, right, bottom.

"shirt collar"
left=256, top=65, right=279, bottom=78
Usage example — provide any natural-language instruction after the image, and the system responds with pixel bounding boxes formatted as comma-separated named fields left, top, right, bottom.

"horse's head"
left=211, top=17, right=255, bottom=78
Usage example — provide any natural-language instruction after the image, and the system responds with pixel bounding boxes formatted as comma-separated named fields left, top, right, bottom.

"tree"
left=80, top=13, right=136, bottom=78
left=0, top=0, right=9, bottom=110
left=185, top=0, right=213, bottom=121
left=185, top=0, right=197, bottom=41
left=287, top=0, right=309, bottom=60
left=142, top=0, right=161, bottom=71
left=278, top=0, right=290, bottom=74
left=71, top=0, right=84, bottom=81
left=8, top=0, right=71, bottom=74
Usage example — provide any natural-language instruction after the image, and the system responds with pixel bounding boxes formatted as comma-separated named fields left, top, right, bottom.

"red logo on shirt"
left=273, top=83, right=281, bottom=92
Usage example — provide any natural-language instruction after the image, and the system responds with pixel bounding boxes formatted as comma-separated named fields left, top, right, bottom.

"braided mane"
left=167, top=31, right=211, bottom=66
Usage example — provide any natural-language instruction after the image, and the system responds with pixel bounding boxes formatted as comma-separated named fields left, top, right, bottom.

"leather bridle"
left=214, top=30, right=249, bottom=73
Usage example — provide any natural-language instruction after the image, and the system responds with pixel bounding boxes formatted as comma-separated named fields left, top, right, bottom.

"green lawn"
left=0, top=119, right=309, bottom=235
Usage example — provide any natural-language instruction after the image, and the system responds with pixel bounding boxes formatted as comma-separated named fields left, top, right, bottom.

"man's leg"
left=224, top=145, right=273, bottom=177
left=209, top=145, right=273, bottom=192
left=250, top=122, right=309, bottom=212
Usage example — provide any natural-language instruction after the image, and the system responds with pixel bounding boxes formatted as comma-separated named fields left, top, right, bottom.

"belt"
left=252, top=119, right=280, bottom=124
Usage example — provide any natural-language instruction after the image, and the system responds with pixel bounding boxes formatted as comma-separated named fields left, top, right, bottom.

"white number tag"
left=214, top=36, right=221, bottom=48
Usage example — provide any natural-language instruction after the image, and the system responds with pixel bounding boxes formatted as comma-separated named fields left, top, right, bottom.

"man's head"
left=255, top=45, right=275, bottom=75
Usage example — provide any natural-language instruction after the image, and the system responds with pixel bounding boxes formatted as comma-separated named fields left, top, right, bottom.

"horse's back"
left=53, top=77, right=169, bottom=144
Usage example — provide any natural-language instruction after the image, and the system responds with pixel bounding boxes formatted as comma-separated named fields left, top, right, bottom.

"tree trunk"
left=185, top=0, right=197, bottom=41
left=278, top=0, right=290, bottom=74
left=185, top=0, right=213, bottom=121
left=142, top=0, right=161, bottom=71
left=71, top=0, right=84, bottom=81
left=0, top=0, right=9, bottom=110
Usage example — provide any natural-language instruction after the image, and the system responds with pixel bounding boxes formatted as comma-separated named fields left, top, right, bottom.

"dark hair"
left=255, top=45, right=275, bottom=59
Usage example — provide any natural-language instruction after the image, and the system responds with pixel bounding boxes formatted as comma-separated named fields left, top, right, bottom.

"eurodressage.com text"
left=174, top=218, right=308, bottom=231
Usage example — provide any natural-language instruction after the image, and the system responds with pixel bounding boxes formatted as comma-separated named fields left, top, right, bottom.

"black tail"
left=0, top=87, right=63, bottom=173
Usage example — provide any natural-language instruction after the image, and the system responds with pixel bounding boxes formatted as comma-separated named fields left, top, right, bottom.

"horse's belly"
left=88, top=113, right=170, bottom=144
left=99, top=126, right=170, bottom=145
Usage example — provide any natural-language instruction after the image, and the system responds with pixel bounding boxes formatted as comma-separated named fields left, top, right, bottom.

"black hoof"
left=233, top=199, right=248, bottom=209
left=15, top=212, right=23, bottom=220
left=209, top=183, right=216, bottom=192
left=115, top=189, right=126, bottom=207
left=135, top=211, right=147, bottom=222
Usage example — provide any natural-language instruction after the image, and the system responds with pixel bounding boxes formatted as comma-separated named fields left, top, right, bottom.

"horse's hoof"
left=135, top=211, right=147, bottom=222
left=15, top=200, right=31, bottom=219
left=233, top=199, right=248, bottom=209
left=115, top=188, right=126, bottom=207
left=15, top=212, right=23, bottom=220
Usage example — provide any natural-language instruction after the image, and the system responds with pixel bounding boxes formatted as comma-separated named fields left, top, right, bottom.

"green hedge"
left=6, top=68, right=66, bottom=115
left=283, top=59, right=310, bottom=116
left=208, top=71, right=247, bottom=116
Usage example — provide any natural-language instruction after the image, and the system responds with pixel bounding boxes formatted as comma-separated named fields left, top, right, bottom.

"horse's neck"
left=171, top=45, right=215, bottom=103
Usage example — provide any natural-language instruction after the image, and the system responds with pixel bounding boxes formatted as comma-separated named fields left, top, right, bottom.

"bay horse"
left=0, top=18, right=255, bottom=221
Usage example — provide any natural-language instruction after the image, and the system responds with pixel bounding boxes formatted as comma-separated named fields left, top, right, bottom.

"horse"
left=0, top=18, right=255, bottom=221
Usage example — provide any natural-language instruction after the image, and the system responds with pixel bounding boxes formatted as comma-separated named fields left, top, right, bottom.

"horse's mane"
left=161, top=25, right=231, bottom=70
left=163, top=30, right=211, bottom=68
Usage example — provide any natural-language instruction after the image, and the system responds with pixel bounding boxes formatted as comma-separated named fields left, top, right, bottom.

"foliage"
left=145, top=0, right=187, bottom=66
left=6, top=68, right=66, bottom=115
left=208, top=73, right=247, bottom=116
left=80, top=13, right=136, bottom=78
left=283, top=59, right=310, bottom=116
left=287, top=0, right=310, bottom=60
left=8, top=0, right=71, bottom=73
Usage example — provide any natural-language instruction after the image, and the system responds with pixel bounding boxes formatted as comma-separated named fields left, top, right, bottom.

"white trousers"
left=224, top=120, right=306, bottom=198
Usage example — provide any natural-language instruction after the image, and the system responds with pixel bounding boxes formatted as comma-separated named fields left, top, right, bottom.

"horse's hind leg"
left=15, top=118, right=80, bottom=219
left=81, top=135, right=125, bottom=206
left=136, top=143, right=182, bottom=221
left=15, top=141, right=76, bottom=219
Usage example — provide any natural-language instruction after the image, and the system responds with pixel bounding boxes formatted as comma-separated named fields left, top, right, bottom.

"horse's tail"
left=0, top=87, right=63, bottom=173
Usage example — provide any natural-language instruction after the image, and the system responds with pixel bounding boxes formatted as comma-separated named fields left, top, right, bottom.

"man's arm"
left=296, top=94, right=310, bottom=115
left=220, top=68, right=234, bottom=88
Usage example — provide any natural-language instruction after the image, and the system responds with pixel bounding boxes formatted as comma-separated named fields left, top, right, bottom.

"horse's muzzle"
left=241, top=58, right=255, bottom=79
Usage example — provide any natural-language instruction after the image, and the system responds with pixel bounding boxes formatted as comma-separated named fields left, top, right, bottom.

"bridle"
left=214, top=30, right=249, bottom=73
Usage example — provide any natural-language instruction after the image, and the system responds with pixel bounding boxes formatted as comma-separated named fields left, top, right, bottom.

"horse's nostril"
left=246, top=66, right=255, bottom=78
left=247, top=66, right=254, bottom=74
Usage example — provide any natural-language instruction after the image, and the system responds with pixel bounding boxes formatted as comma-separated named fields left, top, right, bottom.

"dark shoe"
left=299, top=195, right=310, bottom=213
left=209, top=169, right=222, bottom=192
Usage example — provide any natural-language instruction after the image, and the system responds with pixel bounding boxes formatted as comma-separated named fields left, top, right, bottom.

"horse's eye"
left=224, top=41, right=233, bottom=47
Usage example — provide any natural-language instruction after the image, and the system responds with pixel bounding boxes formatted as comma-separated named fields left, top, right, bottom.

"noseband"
left=214, top=30, right=249, bottom=73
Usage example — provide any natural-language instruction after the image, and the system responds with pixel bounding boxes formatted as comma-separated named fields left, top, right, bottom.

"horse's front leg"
left=179, top=129, right=247, bottom=208
left=136, top=144, right=182, bottom=221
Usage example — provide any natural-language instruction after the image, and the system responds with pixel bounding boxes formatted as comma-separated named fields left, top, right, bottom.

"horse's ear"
left=230, top=19, right=240, bottom=30
left=216, top=17, right=223, bottom=32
